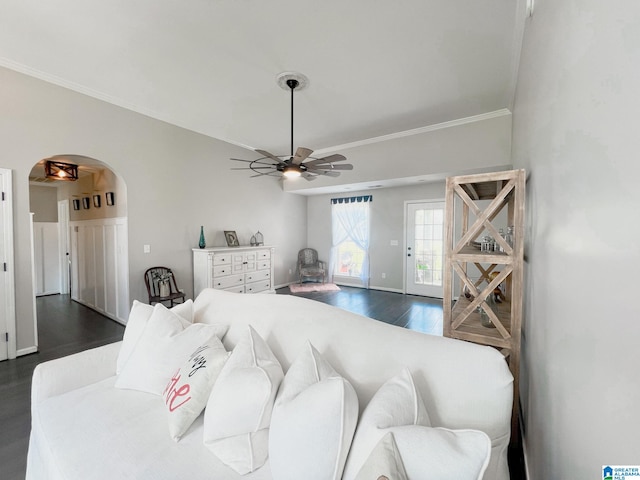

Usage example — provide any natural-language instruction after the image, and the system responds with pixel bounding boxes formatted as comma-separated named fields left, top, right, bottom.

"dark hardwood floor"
left=0, top=289, right=524, bottom=480
left=276, top=285, right=444, bottom=335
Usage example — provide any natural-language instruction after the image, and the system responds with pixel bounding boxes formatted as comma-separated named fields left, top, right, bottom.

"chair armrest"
left=318, top=261, right=326, bottom=269
left=31, top=341, right=122, bottom=408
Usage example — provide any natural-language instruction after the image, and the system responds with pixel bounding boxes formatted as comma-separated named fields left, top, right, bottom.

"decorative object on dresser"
left=442, top=168, right=525, bottom=442
left=199, top=226, right=206, bottom=249
left=144, top=266, right=187, bottom=306
left=224, top=230, right=240, bottom=247
left=193, top=246, right=275, bottom=296
left=250, top=230, right=263, bottom=246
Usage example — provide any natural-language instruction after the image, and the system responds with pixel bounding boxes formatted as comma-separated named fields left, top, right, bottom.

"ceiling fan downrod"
left=287, top=79, right=299, bottom=160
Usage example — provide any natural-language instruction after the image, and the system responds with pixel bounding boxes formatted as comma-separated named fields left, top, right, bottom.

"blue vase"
left=199, top=226, right=206, bottom=249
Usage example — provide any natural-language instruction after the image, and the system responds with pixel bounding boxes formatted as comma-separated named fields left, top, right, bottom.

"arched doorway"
left=28, top=155, right=129, bottom=325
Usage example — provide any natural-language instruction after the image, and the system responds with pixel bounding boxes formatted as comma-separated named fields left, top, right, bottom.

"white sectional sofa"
left=27, top=288, right=513, bottom=480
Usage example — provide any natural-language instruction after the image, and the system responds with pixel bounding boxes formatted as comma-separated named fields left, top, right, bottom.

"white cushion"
left=204, top=326, right=284, bottom=474
left=116, top=299, right=195, bottom=374
left=343, top=368, right=491, bottom=480
left=115, top=303, right=226, bottom=395
left=163, top=340, right=229, bottom=441
left=268, top=341, right=359, bottom=480
left=354, top=432, right=408, bottom=480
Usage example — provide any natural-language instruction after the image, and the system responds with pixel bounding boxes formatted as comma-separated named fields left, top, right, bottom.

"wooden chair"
left=144, top=266, right=186, bottom=306
left=297, top=248, right=326, bottom=284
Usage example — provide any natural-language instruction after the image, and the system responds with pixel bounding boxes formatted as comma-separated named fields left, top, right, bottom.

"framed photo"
left=72, top=199, right=80, bottom=211
left=93, top=194, right=101, bottom=208
left=106, top=192, right=115, bottom=206
left=224, top=230, right=240, bottom=247
left=82, top=197, right=91, bottom=209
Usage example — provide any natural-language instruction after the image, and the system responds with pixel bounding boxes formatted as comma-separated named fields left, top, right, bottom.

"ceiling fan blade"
left=255, top=149, right=287, bottom=165
left=301, top=172, right=318, bottom=181
left=311, top=164, right=353, bottom=171
left=230, top=158, right=254, bottom=163
left=231, top=166, right=274, bottom=170
left=316, top=170, right=341, bottom=178
left=303, top=154, right=347, bottom=167
left=292, top=147, right=313, bottom=165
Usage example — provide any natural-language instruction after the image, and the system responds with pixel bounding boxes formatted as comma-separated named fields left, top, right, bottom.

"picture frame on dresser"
left=224, top=230, right=240, bottom=247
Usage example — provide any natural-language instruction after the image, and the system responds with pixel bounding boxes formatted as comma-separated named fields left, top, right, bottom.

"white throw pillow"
left=204, top=326, right=284, bottom=474
left=354, top=432, right=408, bottom=480
left=163, top=340, right=229, bottom=441
left=269, top=341, right=359, bottom=480
left=115, top=303, right=226, bottom=395
left=116, top=299, right=195, bottom=374
left=343, top=368, right=491, bottom=480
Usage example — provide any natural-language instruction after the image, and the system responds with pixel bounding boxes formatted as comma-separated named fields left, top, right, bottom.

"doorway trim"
left=1, top=168, right=17, bottom=359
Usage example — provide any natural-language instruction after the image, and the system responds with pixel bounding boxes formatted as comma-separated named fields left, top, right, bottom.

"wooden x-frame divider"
left=443, top=169, right=525, bottom=444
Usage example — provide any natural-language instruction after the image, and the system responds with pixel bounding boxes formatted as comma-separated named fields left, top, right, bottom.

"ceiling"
left=2, top=1, right=525, bottom=164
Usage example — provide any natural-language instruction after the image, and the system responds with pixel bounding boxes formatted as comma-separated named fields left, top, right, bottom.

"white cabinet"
left=193, top=246, right=275, bottom=297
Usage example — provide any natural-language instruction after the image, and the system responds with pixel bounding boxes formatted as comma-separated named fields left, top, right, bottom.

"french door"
left=405, top=201, right=445, bottom=298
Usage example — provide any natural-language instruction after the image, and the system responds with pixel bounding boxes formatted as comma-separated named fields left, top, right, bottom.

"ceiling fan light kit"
left=230, top=72, right=352, bottom=181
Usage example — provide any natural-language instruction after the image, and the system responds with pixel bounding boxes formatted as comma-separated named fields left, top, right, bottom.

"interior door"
left=0, top=168, right=16, bottom=360
left=405, top=201, right=445, bottom=298
left=58, top=200, right=70, bottom=294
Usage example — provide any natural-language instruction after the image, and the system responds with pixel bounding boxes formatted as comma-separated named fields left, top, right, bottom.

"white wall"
left=30, top=185, right=58, bottom=222
left=0, top=65, right=308, bottom=353
left=307, top=182, right=446, bottom=291
left=512, top=1, right=640, bottom=478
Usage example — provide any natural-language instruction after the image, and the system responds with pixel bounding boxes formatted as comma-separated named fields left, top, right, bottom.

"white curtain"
left=329, top=196, right=371, bottom=287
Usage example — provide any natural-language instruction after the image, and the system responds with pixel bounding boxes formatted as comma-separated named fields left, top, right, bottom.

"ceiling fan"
left=231, top=72, right=353, bottom=181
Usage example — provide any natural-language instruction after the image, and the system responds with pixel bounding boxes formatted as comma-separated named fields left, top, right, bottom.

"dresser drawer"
left=245, top=270, right=271, bottom=284
left=245, top=280, right=271, bottom=294
left=222, top=285, right=245, bottom=294
left=256, top=260, right=270, bottom=270
left=213, top=265, right=232, bottom=277
left=213, top=273, right=244, bottom=290
left=257, top=249, right=271, bottom=260
left=213, top=254, right=231, bottom=266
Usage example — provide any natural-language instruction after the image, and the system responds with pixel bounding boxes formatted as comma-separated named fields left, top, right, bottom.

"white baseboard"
left=17, top=346, right=38, bottom=356
left=71, top=297, right=127, bottom=326
left=367, top=285, right=404, bottom=294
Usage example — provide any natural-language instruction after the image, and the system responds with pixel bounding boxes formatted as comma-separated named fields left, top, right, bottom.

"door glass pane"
left=413, top=207, right=444, bottom=287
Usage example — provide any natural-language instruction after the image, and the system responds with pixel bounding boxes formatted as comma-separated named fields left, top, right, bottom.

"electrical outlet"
left=289, top=269, right=292, bottom=274
left=143, top=244, right=150, bottom=254
left=381, top=273, right=386, bottom=279
left=390, top=240, right=399, bottom=246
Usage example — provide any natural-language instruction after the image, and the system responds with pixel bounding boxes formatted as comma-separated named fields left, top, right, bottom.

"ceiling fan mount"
left=230, top=72, right=352, bottom=181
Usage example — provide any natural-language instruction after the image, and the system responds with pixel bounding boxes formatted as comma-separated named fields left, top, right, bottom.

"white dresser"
left=192, top=246, right=275, bottom=297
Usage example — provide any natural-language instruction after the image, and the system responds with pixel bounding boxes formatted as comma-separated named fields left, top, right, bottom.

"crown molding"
left=313, top=109, right=512, bottom=156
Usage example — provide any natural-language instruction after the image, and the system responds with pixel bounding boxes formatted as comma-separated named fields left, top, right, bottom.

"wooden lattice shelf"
left=443, top=169, right=525, bottom=440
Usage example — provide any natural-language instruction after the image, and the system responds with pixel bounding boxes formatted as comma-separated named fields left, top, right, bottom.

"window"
left=330, top=196, right=371, bottom=287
